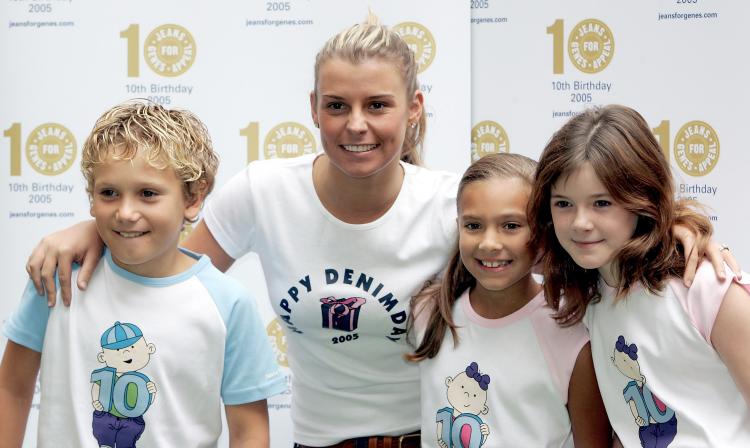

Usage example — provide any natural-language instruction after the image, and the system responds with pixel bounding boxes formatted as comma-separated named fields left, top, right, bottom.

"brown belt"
left=295, top=431, right=420, bottom=448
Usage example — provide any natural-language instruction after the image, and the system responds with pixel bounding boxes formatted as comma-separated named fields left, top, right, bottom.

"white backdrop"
left=0, top=0, right=470, bottom=446
left=470, top=0, right=749, bottom=263
left=1, top=1, right=748, bottom=446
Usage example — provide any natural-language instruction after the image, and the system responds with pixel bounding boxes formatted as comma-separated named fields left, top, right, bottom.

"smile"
left=116, top=231, right=148, bottom=238
left=574, top=240, right=603, bottom=247
left=124, top=359, right=133, bottom=364
left=479, top=260, right=511, bottom=268
left=342, top=144, right=377, bottom=153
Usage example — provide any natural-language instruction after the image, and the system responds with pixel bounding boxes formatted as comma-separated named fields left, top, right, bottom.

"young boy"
left=0, top=101, right=287, bottom=447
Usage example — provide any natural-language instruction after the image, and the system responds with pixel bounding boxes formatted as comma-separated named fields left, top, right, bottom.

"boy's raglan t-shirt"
left=3, top=248, right=286, bottom=447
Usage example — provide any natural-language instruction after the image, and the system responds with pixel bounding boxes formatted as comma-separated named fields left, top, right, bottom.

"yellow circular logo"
left=263, top=122, right=316, bottom=159
left=567, top=19, right=614, bottom=74
left=394, top=22, right=436, bottom=73
left=471, top=121, right=510, bottom=162
left=144, top=24, right=196, bottom=77
left=266, top=319, right=288, bottom=368
left=673, top=121, right=719, bottom=176
left=25, top=123, right=77, bottom=176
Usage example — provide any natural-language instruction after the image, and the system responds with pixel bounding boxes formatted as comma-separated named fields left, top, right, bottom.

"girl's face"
left=550, top=162, right=638, bottom=286
left=458, top=177, right=537, bottom=301
left=311, top=57, right=423, bottom=180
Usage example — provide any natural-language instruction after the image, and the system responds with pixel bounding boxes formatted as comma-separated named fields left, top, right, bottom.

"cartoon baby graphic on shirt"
left=612, top=335, right=677, bottom=448
left=436, top=362, right=491, bottom=448
left=90, top=321, right=157, bottom=448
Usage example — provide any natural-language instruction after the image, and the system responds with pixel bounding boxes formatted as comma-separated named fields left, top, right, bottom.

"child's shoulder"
left=193, top=259, right=253, bottom=304
left=666, top=261, right=742, bottom=343
left=531, top=291, right=589, bottom=357
left=246, top=152, right=315, bottom=174
left=666, top=261, right=735, bottom=297
left=404, top=163, right=459, bottom=197
left=410, top=281, right=441, bottom=332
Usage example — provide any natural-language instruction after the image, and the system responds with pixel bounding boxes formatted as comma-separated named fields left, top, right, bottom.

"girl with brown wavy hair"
left=528, top=104, right=750, bottom=447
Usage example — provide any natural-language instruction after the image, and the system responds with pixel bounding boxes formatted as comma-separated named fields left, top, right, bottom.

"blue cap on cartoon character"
left=100, top=321, right=144, bottom=349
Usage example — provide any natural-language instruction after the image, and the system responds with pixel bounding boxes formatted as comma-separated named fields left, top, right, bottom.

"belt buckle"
left=397, top=433, right=418, bottom=448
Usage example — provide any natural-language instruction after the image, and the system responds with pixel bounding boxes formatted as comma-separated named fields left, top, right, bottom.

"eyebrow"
left=550, top=192, right=610, bottom=199
left=461, top=212, right=527, bottom=220
left=320, top=94, right=396, bottom=101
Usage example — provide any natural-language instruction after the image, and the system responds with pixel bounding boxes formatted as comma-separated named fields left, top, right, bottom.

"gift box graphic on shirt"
left=320, top=296, right=367, bottom=332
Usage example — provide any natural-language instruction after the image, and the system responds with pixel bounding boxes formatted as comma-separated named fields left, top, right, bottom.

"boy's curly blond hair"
left=81, top=100, right=218, bottom=205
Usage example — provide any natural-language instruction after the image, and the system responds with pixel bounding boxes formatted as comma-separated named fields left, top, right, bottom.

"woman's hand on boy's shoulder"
left=26, top=219, right=103, bottom=307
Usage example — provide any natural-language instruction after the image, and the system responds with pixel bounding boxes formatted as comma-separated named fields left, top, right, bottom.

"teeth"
left=480, top=260, right=510, bottom=268
left=343, top=144, right=376, bottom=153
left=117, top=231, right=146, bottom=238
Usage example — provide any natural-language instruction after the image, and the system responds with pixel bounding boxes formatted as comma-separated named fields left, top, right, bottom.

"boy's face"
left=98, top=337, right=155, bottom=373
left=90, top=149, right=202, bottom=277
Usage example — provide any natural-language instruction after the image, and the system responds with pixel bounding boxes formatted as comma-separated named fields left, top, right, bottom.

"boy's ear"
left=184, top=180, right=208, bottom=221
left=97, top=352, right=105, bottom=363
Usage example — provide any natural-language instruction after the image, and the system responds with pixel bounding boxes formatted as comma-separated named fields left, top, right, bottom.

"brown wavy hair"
left=528, top=105, right=711, bottom=325
left=407, top=153, right=538, bottom=361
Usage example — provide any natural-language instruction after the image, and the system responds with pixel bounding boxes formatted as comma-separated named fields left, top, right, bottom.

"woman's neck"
left=312, top=154, right=404, bottom=224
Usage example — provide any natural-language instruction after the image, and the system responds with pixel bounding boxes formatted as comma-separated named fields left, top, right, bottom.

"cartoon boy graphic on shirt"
left=90, top=321, right=157, bottom=448
left=612, top=335, right=677, bottom=448
left=436, top=362, right=491, bottom=448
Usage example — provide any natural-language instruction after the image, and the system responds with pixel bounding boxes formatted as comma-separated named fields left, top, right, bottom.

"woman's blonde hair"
left=313, top=12, right=425, bottom=165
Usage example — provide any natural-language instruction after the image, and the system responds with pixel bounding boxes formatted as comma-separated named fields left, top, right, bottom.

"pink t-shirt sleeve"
left=409, top=283, right=441, bottom=347
left=530, top=304, right=590, bottom=404
left=670, top=262, right=748, bottom=344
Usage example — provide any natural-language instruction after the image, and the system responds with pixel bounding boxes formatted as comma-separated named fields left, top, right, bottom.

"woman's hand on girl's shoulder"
left=675, top=224, right=740, bottom=287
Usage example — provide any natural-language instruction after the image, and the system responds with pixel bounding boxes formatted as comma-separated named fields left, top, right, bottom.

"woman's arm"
left=225, top=400, right=270, bottom=448
left=0, top=341, right=41, bottom=447
left=672, top=198, right=741, bottom=286
left=182, top=221, right=235, bottom=273
left=26, top=219, right=235, bottom=307
left=568, top=342, right=612, bottom=448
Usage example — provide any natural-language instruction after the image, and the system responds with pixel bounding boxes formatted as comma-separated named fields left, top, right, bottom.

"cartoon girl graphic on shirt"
left=436, top=362, right=490, bottom=448
left=612, top=335, right=677, bottom=448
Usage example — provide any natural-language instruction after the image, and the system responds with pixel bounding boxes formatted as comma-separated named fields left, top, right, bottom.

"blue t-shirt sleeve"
left=198, top=269, right=287, bottom=405
left=222, top=291, right=288, bottom=404
left=3, top=278, right=51, bottom=352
